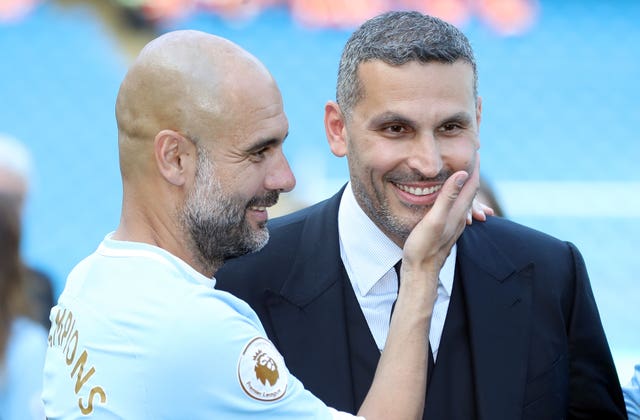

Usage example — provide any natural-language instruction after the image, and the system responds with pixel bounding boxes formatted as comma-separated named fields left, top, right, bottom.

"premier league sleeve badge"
left=237, top=336, right=288, bottom=402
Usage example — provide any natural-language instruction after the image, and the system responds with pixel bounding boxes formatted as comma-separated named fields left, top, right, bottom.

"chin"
left=251, top=229, right=270, bottom=251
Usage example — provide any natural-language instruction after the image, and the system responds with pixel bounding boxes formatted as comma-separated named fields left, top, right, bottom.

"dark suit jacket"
left=216, top=188, right=627, bottom=419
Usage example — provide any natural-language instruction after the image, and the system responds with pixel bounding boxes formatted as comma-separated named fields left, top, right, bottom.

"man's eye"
left=441, top=123, right=461, bottom=131
left=247, top=149, right=267, bottom=162
left=382, top=124, right=407, bottom=134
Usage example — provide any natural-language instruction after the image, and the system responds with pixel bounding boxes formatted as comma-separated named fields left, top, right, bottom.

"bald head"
left=115, top=30, right=277, bottom=178
left=112, top=30, right=292, bottom=274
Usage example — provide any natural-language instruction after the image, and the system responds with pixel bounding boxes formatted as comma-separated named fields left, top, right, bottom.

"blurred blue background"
left=1, top=0, right=638, bottom=382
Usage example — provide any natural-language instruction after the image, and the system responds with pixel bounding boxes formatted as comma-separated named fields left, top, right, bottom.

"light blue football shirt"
left=43, top=234, right=360, bottom=419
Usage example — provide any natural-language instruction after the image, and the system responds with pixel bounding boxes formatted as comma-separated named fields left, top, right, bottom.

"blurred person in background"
left=478, top=175, right=504, bottom=218
left=0, top=197, right=47, bottom=419
left=0, top=134, right=55, bottom=329
left=216, top=10, right=626, bottom=419
left=624, top=364, right=640, bottom=419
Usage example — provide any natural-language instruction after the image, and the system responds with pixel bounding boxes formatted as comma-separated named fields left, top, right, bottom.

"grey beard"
left=184, top=190, right=278, bottom=273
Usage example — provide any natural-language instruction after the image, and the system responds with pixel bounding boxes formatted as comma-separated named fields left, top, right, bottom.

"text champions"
left=48, top=308, right=107, bottom=414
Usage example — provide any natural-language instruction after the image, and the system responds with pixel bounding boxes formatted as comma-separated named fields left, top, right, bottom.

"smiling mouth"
left=249, top=206, right=267, bottom=211
left=393, top=183, right=442, bottom=196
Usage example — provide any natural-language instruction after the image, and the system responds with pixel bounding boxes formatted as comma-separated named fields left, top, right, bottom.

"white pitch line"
left=496, top=181, right=640, bottom=218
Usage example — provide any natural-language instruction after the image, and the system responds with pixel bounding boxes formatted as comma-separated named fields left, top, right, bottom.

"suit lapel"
left=264, top=187, right=369, bottom=412
left=457, top=222, right=534, bottom=420
left=270, top=188, right=345, bottom=305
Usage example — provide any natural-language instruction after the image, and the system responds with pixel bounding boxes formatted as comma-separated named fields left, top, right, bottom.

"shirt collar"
left=338, top=183, right=456, bottom=297
left=100, top=232, right=217, bottom=289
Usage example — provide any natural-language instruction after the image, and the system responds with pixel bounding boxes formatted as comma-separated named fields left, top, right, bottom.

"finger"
left=402, top=154, right=480, bottom=267
left=422, top=152, right=481, bottom=225
left=425, top=170, right=470, bottom=226
left=447, top=159, right=480, bottom=223
left=402, top=170, right=469, bottom=264
left=470, top=200, right=487, bottom=222
left=482, top=203, right=495, bottom=216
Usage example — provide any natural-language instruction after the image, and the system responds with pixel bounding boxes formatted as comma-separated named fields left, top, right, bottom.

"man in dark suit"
left=216, top=11, right=626, bottom=419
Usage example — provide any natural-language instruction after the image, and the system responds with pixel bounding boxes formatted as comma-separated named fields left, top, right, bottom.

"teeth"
left=396, top=183, right=442, bottom=196
left=250, top=206, right=266, bottom=211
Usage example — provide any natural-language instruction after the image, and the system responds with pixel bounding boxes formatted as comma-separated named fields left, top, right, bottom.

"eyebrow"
left=244, top=132, right=289, bottom=154
left=368, top=112, right=417, bottom=128
left=440, top=112, right=473, bottom=126
left=368, top=111, right=474, bottom=130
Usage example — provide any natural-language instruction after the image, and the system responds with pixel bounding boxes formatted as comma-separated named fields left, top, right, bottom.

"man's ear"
left=154, top=129, right=195, bottom=187
left=324, top=101, right=347, bottom=157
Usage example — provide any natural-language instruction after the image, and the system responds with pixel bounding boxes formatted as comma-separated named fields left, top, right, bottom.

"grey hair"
left=336, top=11, right=478, bottom=119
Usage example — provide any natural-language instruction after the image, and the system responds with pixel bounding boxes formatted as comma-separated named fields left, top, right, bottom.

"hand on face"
left=400, top=153, right=480, bottom=281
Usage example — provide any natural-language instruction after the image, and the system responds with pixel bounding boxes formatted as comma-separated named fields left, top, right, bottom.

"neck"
left=115, top=219, right=219, bottom=278
left=115, top=195, right=219, bottom=277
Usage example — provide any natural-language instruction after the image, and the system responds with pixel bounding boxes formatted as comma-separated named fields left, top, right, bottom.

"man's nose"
left=405, top=133, right=443, bottom=178
left=266, top=150, right=296, bottom=193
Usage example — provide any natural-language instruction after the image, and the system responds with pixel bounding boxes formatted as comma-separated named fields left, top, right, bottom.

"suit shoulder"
left=478, top=216, right=569, bottom=247
left=465, top=216, right=582, bottom=266
left=268, top=196, right=334, bottom=230
left=215, top=195, right=337, bottom=291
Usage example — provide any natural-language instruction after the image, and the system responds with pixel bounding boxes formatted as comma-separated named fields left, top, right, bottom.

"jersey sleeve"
left=146, top=287, right=359, bottom=419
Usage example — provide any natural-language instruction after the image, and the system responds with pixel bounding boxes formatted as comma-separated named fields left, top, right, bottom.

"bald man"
left=41, top=30, right=478, bottom=418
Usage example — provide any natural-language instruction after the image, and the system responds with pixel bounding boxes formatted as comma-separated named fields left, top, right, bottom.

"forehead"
left=355, top=59, right=476, bottom=114
left=236, top=89, right=288, bottom=146
left=209, top=76, right=289, bottom=151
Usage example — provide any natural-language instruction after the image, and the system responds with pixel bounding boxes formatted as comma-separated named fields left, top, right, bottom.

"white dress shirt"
left=337, top=183, right=455, bottom=360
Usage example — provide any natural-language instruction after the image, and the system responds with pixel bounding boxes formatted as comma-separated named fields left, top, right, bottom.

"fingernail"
left=456, top=173, right=469, bottom=188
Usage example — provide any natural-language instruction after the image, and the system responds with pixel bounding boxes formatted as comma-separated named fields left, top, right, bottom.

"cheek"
left=347, top=132, right=407, bottom=178
left=361, top=142, right=404, bottom=173
left=440, top=141, right=477, bottom=169
left=351, top=153, right=394, bottom=184
left=228, top=166, right=261, bottom=191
